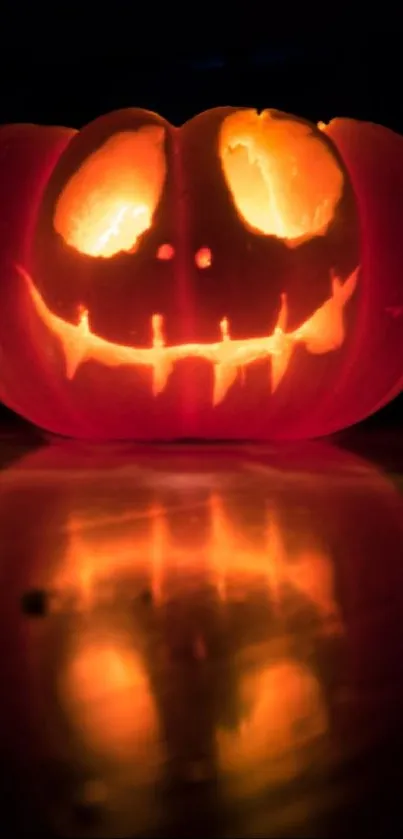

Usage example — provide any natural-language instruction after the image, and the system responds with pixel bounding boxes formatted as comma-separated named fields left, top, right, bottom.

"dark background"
left=0, top=28, right=401, bottom=436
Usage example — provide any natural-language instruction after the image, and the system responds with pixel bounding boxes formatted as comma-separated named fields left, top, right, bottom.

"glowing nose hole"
left=157, top=243, right=175, bottom=260
left=195, top=247, right=212, bottom=269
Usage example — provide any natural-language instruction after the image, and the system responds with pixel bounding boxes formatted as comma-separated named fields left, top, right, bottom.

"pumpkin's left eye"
left=54, top=126, right=167, bottom=258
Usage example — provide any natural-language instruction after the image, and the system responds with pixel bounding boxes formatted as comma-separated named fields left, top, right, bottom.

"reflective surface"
left=1, top=434, right=403, bottom=836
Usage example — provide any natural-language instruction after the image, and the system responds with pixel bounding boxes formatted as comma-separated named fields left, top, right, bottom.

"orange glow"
left=219, top=110, right=344, bottom=245
left=217, top=659, right=328, bottom=790
left=60, top=632, right=160, bottom=766
left=20, top=265, right=358, bottom=403
left=54, top=126, right=167, bottom=257
left=157, top=243, right=175, bottom=260
left=46, top=489, right=341, bottom=787
left=51, top=495, right=341, bottom=626
left=195, top=246, right=212, bottom=268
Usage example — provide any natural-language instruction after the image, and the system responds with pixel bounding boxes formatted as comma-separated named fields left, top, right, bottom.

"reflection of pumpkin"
left=0, top=108, right=402, bottom=439
left=2, top=440, right=403, bottom=837
left=216, top=659, right=328, bottom=793
left=59, top=629, right=160, bottom=770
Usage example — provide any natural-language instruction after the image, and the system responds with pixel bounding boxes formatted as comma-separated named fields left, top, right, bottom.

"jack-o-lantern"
left=0, top=108, right=402, bottom=439
left=2, top=442, right=403, bottom=835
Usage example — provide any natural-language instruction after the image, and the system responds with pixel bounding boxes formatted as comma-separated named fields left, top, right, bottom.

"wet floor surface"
left=1, top=430, right=403, bottom=836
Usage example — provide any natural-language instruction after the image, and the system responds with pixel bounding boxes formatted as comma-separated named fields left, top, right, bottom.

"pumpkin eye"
left=54, top=126, right=167, bottom=258
left=219, top=110, right=344, bottom=245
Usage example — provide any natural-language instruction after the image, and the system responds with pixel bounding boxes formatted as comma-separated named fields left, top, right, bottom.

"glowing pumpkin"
left=0, top=107, right=402, bottom=439
left=2, top=442, right=403, bottom=836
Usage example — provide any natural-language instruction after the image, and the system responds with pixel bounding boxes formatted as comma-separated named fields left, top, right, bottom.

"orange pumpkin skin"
left=0, top=123, right=76, bottom=427
left=321, top=119, right=403, bottom=427
left=0, top=107, right=401, bottom=440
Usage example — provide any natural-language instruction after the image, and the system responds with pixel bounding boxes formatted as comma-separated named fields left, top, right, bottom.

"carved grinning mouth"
left=18, top=266, right=358, bottom=405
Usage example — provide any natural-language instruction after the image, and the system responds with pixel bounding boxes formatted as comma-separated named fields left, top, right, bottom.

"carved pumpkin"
left=0, top=108, right=402, bottom=439
left=2, top=442, right=403, bottom=834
